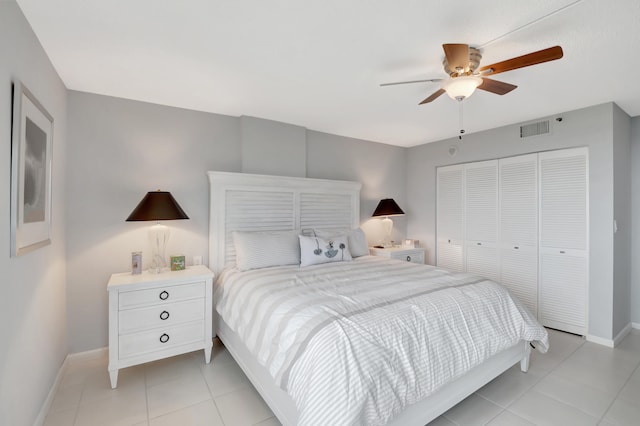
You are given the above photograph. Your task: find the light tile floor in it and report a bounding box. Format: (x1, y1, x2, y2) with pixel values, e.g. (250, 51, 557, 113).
(44, 328, 640, 426)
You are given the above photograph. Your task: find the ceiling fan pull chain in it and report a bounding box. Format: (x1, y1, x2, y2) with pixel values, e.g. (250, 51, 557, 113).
(459, 100, 465, 140)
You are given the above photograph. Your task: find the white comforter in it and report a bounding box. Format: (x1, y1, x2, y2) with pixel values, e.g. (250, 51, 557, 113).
(215, 256, 548, 426)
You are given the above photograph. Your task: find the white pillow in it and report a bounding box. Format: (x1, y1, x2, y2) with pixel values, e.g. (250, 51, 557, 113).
(299, 234, 352, 267)
(233, 230, 300, 271)
(315, 227, 369, 258)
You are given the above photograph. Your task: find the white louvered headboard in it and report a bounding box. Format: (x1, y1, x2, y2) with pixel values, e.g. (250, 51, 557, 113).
(208, 171, 362, 275)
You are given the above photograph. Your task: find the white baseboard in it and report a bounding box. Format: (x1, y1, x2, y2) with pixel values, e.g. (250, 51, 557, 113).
(33, 355, 70, 426)
(586, 323, 633, 348)
(35, 347, 108, 425)
(614, 323, 633, 346)
(633, 322, 640, 330)
(586, 334, 614, 348)
(67, 346, 108, 364)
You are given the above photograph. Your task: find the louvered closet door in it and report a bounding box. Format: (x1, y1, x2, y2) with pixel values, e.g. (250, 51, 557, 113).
(499, 154, 538, 316)
(538, 147, 588, 335)
(436, 165, 464, 272)
(465, 160, 499, 282)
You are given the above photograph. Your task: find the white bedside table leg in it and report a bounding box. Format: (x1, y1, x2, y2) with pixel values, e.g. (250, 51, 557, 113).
(109, 368, 118, 389)
(205, 343, 212, 364)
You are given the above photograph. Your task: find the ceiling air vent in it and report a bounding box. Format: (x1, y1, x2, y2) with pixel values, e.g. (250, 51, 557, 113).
(520, 120, 550, 138)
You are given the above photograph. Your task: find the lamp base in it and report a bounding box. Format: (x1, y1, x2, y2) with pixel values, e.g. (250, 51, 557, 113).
(381, 217, 393, 248)
(149, 223, 170, 273)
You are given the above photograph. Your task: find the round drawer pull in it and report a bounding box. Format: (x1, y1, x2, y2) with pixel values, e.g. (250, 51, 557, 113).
(159, 333, 170, 343)
(159, 290, 169, 300)
(406, 255, 412, 262)
(159, 310, 170, 320)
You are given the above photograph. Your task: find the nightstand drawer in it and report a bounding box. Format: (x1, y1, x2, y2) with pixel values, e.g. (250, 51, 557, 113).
(119, 321, 204, 359)
(119, 281, 204, 310)
(119, 298, 205, 334)
(390, 250, 424, 264)
(369, 247, 426, 264)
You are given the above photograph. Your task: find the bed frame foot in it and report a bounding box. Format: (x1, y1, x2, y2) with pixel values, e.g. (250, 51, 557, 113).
(520, 342, 532, 373)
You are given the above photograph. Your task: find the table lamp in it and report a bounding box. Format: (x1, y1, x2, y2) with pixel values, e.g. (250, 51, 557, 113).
(372, 198, 404, 248)
(126, 190, 189, 273)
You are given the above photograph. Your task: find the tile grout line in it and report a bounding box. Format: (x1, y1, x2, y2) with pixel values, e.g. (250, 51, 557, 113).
(481, 407, 507, 426)
(144, 366, 151, 425)
(445, 333, 587, 425)
(520, 337, 593, 421)
(596, 359, 640, 424)
(200, 356, 228, 426)
(70, 372, 88, 426)
(512, 335, 640, 424)
(483, 334, 587, 425)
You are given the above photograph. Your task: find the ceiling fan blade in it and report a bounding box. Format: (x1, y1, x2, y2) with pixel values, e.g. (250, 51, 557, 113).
(380, 78, 442, 87)
(477, 78, 518, 95)
(443, 44, 470, 73)
(479, 46, 563, 76)
(419, 88, 446, 105)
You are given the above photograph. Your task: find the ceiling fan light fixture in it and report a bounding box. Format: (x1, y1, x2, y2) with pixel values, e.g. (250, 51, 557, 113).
(443, 75, 482, 101)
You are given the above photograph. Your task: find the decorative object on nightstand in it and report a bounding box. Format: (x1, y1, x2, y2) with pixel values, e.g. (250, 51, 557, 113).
(369, 246, 425, 264)
(107, 264, 214, 388)
(371, 198, 405, 248)
(126, 190, 189, 273)
(170, 255, 185, 271)
(131, 251, 142, 275)
(403, 239, 419, 248)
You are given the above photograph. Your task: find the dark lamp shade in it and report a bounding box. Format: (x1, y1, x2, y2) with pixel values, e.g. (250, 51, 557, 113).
(126, 191, 189, 221)
(372, 198, 405, 217)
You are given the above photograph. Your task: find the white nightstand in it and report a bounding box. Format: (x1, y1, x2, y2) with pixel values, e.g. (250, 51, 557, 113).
(369, 246, 425, 264)
(107, 264, 214, 388)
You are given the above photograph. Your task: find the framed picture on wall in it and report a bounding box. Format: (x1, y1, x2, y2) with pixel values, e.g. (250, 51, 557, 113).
(10, 80, 54, 257)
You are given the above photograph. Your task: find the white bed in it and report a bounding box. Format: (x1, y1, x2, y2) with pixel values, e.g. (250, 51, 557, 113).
(207, 171, 546, 426)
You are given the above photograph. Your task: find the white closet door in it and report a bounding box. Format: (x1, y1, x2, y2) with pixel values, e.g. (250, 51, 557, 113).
(465, 160, 499, 281)
(538, 147, 588, 335)
(539, 250, 588, 334)
(436, 165, 464, 272)
(499, 154, 538, 316)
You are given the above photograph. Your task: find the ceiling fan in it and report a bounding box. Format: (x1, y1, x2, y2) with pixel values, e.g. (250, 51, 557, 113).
(381, 44, 563, 105)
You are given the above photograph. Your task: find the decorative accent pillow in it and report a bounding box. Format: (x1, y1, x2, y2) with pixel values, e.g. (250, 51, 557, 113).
(299, 234, 352, 267)
(315, 227, 369, 258)
(233, 230, 300, 271)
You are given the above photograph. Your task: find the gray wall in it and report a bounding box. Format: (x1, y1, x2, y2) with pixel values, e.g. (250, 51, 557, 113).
(631, 117, 640, 326)
(66, 91, 240, 352)
(306, 130, 407, 245)
(65, 92, 406, 352)
(241, 116, 307, 177)
(612, 104, 632, 335)
(406, 103, 626, 341)
(0, 3, 68, 425)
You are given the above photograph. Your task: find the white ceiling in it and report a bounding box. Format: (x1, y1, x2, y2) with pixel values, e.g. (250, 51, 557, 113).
(15, 0, 640, 147)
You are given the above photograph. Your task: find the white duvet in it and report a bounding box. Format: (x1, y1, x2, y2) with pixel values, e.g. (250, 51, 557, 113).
(215, 256, 548, 426)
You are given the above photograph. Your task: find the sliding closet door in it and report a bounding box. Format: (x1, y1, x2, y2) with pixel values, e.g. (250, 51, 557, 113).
(436, 165, 464, 272)
(499, 154, 538, 316)
(538, 147, 588, 335)
(465, 160, 499, 282)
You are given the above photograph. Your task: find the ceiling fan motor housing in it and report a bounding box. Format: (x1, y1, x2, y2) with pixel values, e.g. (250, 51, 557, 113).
(443, 47, 482, 76)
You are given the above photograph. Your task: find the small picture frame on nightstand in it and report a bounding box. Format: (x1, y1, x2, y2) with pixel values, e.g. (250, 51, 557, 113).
(403, 239, 419, 248)
(170, 255, 185, 271)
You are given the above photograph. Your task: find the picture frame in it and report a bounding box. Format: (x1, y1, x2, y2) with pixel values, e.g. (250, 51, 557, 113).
(403, 239, 419, 248)
(10, 81, 54, 257)
(170, 255, 186, 271)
